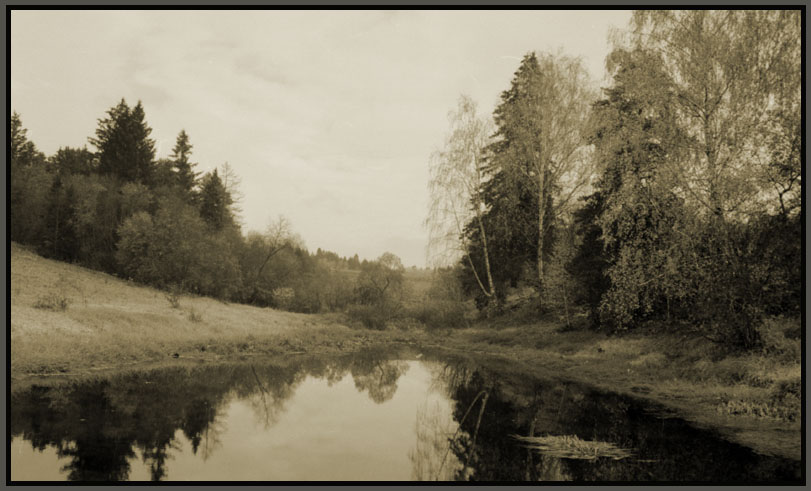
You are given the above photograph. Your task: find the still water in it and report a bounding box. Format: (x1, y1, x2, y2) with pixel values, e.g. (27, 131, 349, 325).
(10, 349, 801, 482)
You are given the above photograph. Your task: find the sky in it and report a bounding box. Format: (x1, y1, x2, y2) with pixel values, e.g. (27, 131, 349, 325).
(11, 10, 632, 267)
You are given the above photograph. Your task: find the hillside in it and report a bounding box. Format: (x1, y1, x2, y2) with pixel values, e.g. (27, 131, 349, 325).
(10, 242, 414, 379)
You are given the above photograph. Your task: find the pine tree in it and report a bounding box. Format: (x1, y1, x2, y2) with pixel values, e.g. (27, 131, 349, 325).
(11, 111, 46, 168)
(478, 52, 592, 295)
(170, 130, 199, 195)
(198, 169, 232, 231)
(89, 99, 156, 184)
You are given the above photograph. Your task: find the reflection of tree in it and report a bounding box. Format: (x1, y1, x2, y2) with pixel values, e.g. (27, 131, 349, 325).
(246, 365, 300, 429)
(409, 401, 462, 481)
(10, 356, 406, 481)
(11, 368, 235, 481)
(429, 356, 801, 482)
(180, 398, 215, 456)
(58, 436, 134, 481)
(350, 357, 409, 404)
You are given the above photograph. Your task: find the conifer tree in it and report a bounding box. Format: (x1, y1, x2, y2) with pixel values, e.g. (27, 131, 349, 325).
(170, 130, 199, 195)
(89, 99, 156, 184)
(198, 169, 232, 230)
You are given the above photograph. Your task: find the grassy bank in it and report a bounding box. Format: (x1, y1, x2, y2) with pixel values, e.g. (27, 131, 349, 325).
(424, 313, 801, 460)
(10, 242, 422, 378)
(10, 243, 801, 460)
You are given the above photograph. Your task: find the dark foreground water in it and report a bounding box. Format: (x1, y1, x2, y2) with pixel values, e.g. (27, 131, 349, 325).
(10, 349, 801, 482)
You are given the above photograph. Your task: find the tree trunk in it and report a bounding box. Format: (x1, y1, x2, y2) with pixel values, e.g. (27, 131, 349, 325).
(562, 285, 571, 329)
(537, 171, 546, 292)
(476, 211, 496, 299)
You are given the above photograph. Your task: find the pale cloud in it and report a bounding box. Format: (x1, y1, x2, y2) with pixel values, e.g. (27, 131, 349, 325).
(11, 9, 632, 267)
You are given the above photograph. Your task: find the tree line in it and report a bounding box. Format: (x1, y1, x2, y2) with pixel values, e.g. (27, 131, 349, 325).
(427, 10, 801, 348)
(10, 99, 405, 316)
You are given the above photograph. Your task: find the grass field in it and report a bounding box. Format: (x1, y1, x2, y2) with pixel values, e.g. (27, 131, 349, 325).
(10, 242, 421, 378)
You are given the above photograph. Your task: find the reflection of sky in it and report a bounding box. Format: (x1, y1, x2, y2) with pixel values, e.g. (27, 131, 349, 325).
(11, 438, 70, 481)
(11, 360, 459, 482)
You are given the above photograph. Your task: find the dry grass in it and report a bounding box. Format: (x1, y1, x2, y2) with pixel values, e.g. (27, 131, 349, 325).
(514, 434, 634, 461)
(10, 243, 403, 378)
(439, 316, 801, 459)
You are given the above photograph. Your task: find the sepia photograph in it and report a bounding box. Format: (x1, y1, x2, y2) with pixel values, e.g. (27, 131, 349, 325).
(8, 8, 804, 483)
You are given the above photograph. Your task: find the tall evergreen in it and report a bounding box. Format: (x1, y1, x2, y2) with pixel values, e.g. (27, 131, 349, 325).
(170, 130, 199, 195)
(89, 99, 156, 184)
(198, 169, 232, 231)
(10, 111, 46, 168)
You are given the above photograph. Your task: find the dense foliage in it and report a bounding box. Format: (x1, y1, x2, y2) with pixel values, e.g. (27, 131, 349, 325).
(448, 10, 800, 349)
(10, 100, 405, 323)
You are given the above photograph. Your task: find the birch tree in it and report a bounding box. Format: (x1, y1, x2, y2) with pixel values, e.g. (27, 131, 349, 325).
(426, 95, 496, 300)
(627, 10, 801, 221)
(487, 52, 594, 292)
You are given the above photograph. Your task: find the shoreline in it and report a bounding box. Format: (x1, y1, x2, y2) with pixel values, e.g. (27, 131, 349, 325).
(10, 243, 801, 461)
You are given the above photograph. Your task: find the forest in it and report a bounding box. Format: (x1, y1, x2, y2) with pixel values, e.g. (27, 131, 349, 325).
(10, 10, 801, 351)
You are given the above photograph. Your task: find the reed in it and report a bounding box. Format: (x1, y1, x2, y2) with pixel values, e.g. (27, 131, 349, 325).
(513, 434, 633, 461)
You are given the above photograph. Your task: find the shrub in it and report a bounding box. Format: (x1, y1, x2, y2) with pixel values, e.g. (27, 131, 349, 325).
(187, 307, 202, 323)
(757, 317, 801, 362)
(410, 299, 467, 329)
(165, 285, 182, 309)
(347, 297, 403, 330)
(33, 293, 69, 311)
(347, 304, 390, 330)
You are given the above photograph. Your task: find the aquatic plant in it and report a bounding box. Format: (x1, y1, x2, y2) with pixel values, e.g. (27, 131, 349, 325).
(513, 434, 633, 461)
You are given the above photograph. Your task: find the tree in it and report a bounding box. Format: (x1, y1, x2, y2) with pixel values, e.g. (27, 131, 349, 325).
(68, 174, 123, 271)
(11, 111, 46, 168)
(586, 47, 690, 331)
(601, 10, 803, 347)
(197, 169, 233, 231)
(355, 252, 405, 306)
(484, 52, 594, 293)
(170, 130, 199, 195)
(89, 99, 156, 184)
(241, 215, 295, 304)
(10, 112, 50, 243)
(41, 175, 79, 261)
(426, 95, 497, 302)
(627, 10, 801, 221)
(219, 162, 244, 225)
(11, 111, 28, 165)
(116, 196, 242, 299)
(49, 146, 96, 176)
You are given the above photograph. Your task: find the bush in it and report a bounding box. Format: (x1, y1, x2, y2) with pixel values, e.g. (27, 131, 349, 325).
(187, 307, 202, 323)
(757, 317, 801, 362)
(347, 304, 392, 330)
(116, 197, 242, 300)
(409, 299, 468, 329)
(33, 293, 69, 311)
(165, 285, 182, 308)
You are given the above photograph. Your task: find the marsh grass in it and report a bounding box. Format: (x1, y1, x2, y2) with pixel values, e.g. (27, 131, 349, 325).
(514, 434, 634, 461)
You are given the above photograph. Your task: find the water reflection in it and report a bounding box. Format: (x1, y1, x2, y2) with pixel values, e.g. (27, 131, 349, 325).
(10, 349, 801, 482)
(12, 349, 422, 482)
(431, 355, 801, 482)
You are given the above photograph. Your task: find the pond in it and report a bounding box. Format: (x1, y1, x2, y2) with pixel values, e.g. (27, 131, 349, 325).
(10, 348, 801, 482)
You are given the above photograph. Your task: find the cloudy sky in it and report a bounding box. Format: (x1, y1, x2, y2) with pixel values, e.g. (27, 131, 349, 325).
(11, 10, 631, 267)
